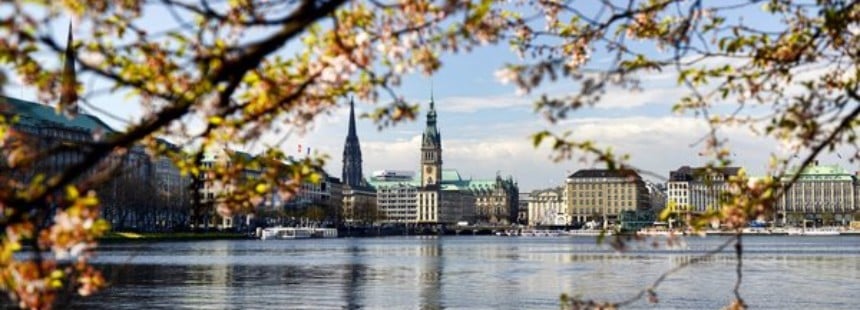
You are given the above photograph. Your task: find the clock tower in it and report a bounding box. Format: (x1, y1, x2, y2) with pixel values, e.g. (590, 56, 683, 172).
(420, 95, 442, 187)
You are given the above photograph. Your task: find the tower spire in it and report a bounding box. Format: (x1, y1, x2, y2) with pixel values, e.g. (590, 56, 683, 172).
(348, 96, 357, 137)
(342, 96, 364, 187)
(420, 82, 442, 188)
(60, 21, 78, 116)
(430, 78, 434, 110)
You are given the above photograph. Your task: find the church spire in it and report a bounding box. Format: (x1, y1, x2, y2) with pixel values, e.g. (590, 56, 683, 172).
(60, 21, 78, 116)
(347, 96, 357, 138)
(342, 97, 364, 187)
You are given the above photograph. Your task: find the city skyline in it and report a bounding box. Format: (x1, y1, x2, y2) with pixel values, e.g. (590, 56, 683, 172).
(13, 67, 856, 192)
(7, 7, 857, 192)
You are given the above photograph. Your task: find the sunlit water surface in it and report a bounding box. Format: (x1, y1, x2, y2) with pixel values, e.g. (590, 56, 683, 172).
(64, 236, 860, 309)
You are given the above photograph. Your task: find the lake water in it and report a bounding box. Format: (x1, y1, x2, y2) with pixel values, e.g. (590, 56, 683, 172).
(66, 236, 860, 309)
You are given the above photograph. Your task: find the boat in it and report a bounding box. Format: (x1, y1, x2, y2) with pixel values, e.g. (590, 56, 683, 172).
(741, 228, 770, 235)
(260, 227, 338, 240)
(517, 229, 564, 237)
(786, 227, 840, 236)
(561, 229, 614, 237)
(637, 228, 679, 236)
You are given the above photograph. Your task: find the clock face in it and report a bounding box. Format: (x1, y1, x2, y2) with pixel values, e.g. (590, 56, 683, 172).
(426, 166, 432, 173)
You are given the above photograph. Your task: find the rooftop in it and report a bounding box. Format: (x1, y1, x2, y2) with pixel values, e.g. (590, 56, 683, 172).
(567, 169, 643, 180)
(669, 166, 741, 182)
(783, 164, 855, 182)
(0, 96, 115, 134)
(368, 168, 517, 192)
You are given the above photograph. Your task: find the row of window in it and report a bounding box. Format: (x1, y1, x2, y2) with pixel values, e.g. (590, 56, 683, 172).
(571, 199, 636, 207)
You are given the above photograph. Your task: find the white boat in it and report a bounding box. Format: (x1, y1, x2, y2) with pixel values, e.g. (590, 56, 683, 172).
(517, 229, 561, 237)
(787, 227, 840, 236)
(637, 229, 678, 236)
(260, 227, 337, 240)
(561, 230, 614, 237)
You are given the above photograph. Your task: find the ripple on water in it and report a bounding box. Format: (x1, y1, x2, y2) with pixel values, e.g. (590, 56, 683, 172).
(68, 236, 860, 309)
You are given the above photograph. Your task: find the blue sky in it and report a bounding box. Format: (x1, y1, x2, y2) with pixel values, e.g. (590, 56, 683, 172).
(6, 1, 856, 191)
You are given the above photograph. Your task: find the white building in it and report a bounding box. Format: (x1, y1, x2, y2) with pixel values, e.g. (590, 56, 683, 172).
(527, 187, 568, 226)
(667, 166, 739, 214)
(199, 147, 262, 230)
(778, 163, 857, 226)
(370, 177, 420, 223)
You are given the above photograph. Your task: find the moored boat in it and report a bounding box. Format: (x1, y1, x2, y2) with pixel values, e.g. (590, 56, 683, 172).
(260, 227, 338, 240)
(786, 227, 840, 236)
(560, 229, 613, 237)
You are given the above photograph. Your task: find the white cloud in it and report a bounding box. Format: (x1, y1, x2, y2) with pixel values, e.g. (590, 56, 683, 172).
(437, 94, 531, 113)
(363, 135, 422, 173)
(595, 87, 683, 109)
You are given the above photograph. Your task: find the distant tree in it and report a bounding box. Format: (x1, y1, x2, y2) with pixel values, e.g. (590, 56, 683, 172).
(1, 0, 859, 309)
(821, 211, 836, 226)
(305, 205, 326, 223)
(787, 212, 805, 227)
(353, 201, 382, 226)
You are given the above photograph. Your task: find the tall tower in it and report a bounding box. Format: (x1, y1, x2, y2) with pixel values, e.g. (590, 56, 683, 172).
(60, 22, 78, 116)
(420, 94, 442, 187)
(342, 98, 364, 187)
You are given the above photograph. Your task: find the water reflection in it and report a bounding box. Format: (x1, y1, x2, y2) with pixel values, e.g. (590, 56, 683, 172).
(343, 243, 365, 309)
(66, 236, 860, 309)
(418, 238, 442, 310)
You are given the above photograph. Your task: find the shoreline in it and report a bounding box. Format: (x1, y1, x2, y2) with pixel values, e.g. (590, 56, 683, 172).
(99, 231, 250, 243)
(95, 228, 860, 243)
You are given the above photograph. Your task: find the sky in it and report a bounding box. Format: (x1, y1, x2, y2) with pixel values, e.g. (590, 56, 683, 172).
(5, 1, 857, 192)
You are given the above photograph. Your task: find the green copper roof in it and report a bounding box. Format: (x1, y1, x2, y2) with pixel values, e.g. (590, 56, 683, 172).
(783, 164, 855, 182)
(0, 96, 115, 133)
(441, 169, 463, 182)
(367, 168, 518, 193)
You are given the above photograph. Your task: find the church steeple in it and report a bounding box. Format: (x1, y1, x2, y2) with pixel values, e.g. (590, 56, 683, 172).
(342, 97, 364, 187)
(60, 21, 78, 116)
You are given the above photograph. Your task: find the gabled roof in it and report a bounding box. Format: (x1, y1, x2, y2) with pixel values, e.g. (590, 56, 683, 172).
(0, 96, 115, 134)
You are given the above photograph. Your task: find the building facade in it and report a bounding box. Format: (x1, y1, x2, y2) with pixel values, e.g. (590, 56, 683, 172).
(468, 175, 519, 224)
(416, 97, 474, 225)
(527, 187, 568, 226)
(151, 140, 193, 230)
(1, 96, 188, 232)
(566, 169, 649, 225)
(373, 181, 419, 223)
(667, 166, 740, 215)
(198, 148, 263, 230)
(778, 164, 857, 226)
(340, 98, 377, 224)
(517, 192, 531, 225)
